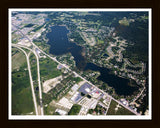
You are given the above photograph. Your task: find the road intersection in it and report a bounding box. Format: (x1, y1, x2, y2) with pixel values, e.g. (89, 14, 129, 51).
(12, 45, 39, 115)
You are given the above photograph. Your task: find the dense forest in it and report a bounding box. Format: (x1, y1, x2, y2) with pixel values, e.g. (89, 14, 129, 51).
(115, 20, 148, 63)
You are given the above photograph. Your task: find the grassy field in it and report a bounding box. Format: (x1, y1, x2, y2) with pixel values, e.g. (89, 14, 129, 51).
(107, 100, 135, 115)
(44, 104, 57, 115)
(29, 52, 40, 105)
(29, 53, 38, 82)
(12, 50, 34, 115)
(12, 48, 26, 71)
(39, 57, 62, 82)
(68, 104, 81, 115)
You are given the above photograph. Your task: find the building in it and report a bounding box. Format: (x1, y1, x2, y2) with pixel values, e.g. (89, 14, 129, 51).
(55, 109, 67, 115)
(57, 64, 64, 70)
(71, 92, 83, 103)
(79, 82, 92, 95)
(35, 48, 41, 56)
(71, 84, 79, 92)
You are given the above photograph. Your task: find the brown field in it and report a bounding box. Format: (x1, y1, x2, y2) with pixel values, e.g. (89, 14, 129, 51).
(12, 48, 26, 71)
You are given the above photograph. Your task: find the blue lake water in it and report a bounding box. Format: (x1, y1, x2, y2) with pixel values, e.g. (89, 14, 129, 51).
(46, 26, 138, 96)
(84, 63, 138, 95)
(46, 26, 86, 68)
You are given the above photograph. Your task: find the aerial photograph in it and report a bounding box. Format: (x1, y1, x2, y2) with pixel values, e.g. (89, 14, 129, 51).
(9, 9, 151, 119)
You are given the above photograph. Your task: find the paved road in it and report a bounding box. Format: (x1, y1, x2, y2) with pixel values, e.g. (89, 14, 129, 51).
(105, 98, 112, 115)
(12, 45, 38, 115)
(132, 87, 145, 103)
(12, 44, 44, 115)
(33, 49, 44, 115)
(12, 24, 140, 116)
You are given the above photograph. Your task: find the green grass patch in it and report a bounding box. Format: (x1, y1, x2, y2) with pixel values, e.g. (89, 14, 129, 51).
(68, 104, 81, 115)
(33, 41, 50, 54)
(44, 105, 56, 115)
(107, 100, 135, 115)
(97, 37, 104, 44)
(71, 77, 83, 84)
(39, 57, 62, 81)
(29, 53, 38, 82)
(12, 61, 34, 115)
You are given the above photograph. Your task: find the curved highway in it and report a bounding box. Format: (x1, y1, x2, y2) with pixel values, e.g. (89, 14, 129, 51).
(12, 45, 38, 115)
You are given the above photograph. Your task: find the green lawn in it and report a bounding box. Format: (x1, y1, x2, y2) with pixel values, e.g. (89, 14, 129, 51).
(12, 52, 34, 115)
(107, 100, 135, 115)
(68, 104, 81, 115)
(44, 104, 56, 115)
(39, 57, 62, 81)
(69, 76, 83, 84)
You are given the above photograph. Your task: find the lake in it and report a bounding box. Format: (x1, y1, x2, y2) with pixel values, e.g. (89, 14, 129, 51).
(46, 26, 138, 96)
(46, 26, 86, 69)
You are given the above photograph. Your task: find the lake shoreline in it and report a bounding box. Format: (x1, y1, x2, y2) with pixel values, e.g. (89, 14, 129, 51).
(46, 25, 139, 96)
